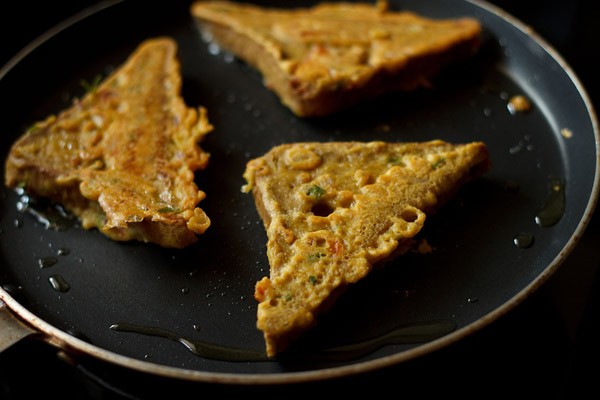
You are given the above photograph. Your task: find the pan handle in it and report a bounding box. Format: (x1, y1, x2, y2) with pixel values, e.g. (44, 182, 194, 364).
(0, 299, 38, 352)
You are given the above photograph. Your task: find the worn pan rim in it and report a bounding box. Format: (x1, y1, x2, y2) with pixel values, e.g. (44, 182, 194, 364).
(0, 0, 598, 385)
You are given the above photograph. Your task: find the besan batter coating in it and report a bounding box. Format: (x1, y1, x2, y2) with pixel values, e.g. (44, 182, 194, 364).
(5, 38, 212, 248)
(191, 0, 482, 117)
(243, 140, 490, 357)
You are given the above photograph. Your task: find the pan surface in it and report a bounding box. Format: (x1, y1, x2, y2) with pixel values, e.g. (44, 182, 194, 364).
(0, 0, 597, 383)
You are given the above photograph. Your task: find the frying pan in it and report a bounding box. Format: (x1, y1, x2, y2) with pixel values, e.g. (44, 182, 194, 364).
(0, 0, 597, 386)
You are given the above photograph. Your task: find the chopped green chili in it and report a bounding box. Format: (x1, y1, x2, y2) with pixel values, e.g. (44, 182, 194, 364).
(431, 158, 446, 169)
(306, 185, 326, 200)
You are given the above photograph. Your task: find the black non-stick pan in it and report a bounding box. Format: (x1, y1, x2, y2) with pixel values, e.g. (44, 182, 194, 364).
(0, 0, 598, 385)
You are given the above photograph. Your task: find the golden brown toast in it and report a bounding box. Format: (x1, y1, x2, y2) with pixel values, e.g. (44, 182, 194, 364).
(4, 37, 213, 248)
(242, 140, 490, 356)
(191, 1, 482, 117)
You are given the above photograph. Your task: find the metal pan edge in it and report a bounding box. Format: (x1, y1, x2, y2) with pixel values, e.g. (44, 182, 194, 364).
(0, 0, 598, 385)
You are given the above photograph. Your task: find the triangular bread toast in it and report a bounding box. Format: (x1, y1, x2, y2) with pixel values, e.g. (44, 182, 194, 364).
(191, 1, 482, 117)
(4, 37, 213, 248)
(242, 140, 490, 356)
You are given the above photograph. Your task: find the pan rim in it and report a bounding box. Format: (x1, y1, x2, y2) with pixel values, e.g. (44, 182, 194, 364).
(1, 0, 598, 385)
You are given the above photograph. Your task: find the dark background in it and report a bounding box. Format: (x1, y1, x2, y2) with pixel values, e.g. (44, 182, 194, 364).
(0, 0, 598, 398)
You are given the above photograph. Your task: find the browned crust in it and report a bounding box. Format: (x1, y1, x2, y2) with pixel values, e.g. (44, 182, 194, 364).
(192, 1, 482, 117)
(244, 140, 490, 356)
(4, 37, 212, 249)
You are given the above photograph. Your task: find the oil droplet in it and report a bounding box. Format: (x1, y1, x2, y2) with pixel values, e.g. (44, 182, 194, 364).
(200, 30, 213, 43)
(15, 190, 77, 230)
(514, 232, 534, 248)
(509, 135, 533, 155)
(110, 323, 268, 362)
(49, 274, 70, 293)
(38, 257, 58, 269)
(509, 140, 526, 154)
(535, 177, 565, 227)
(296, 320, 456, 362)
(208, 42, 220, 55)
(56, 248, 71, 256)
(110, 319, 455, 363)
(2, 284, 23, 297)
